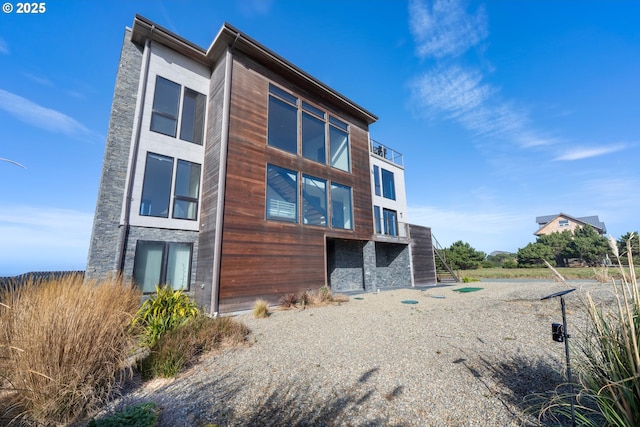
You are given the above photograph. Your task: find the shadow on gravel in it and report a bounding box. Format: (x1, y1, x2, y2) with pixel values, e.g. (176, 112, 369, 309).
(103, 365, 406, 426)
(480, 355, 571, 426)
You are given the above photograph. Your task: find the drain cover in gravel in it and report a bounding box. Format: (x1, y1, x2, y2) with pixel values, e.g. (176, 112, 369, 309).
(401, 300, 419, 304)
(453, 287, 484, 293)
(430, 295, 446, 299)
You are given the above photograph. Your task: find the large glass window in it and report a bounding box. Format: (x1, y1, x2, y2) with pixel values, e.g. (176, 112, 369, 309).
(383, 208, 398, 236)
(179, 88, 206, 145)
(266, 164, 298, 222)
(150, 76, 206, 145)
(150, 77, 181, 137)
(140, 153, 173, 218)
(268, 86, 298, 154)
(374, 205, 382, 234)
(381, 168, 396, 200)
(302, 175, 327, 226)
(373, 165, 381, 196)
(331, 183, 353, 229)
(329, 117, 350, 172)
(173, 160, 201, 220)
(133, 241, 192, 293)
(302, 112, 326, 163)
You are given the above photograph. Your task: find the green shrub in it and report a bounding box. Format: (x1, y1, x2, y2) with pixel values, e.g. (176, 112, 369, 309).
(88, 402, 159, 427)
(133, 285, 199, 347)
(139, 315, 249, 379)
(502, 260, 518, 269)
(0, 274, 141, 425)
(462, 276, 480, 283)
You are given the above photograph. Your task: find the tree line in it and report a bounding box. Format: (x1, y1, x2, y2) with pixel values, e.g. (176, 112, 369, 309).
(440, 227, 639, 270)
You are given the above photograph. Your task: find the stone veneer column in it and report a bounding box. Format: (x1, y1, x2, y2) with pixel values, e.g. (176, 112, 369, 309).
(85, 29, 143, 279)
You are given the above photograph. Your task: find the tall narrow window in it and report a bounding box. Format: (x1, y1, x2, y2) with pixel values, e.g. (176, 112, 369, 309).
(173, 160, 201, 220)
(302, 175, 327, 226)
(381, 168, 396, 200)
(133, 241, 192, 293)
(383, 209, 398, 236)
(331, 183, 353, 229)
(179, 88, 206, 145)
(302, 101, 326, 163)
(373, 165, 381, 196)
(150, 77, 180, 137)
(266, 164, 298, 222)
(329, 117, 350, 172)
(374, 205, 382, 234)
(140, 153, 174, 218)
(268, 85, 298, 154)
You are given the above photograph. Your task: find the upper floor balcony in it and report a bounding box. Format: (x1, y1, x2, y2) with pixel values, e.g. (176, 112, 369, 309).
(370, 139, 404, 168)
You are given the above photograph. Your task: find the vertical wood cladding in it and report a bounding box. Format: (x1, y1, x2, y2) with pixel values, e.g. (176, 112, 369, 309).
(408, 224, 437, 285)
(218, 53, 374, 312)
(193, 54, 227, 309)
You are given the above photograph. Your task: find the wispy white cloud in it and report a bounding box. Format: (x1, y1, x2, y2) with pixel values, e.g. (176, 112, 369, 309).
(0, 37, 8, 54)
(23, 73, 54, 87)
(554, 144, 627, 161)
(0, 206, 93, 275)
(0, 89, 102, 143)
(409, 0, 488, 59)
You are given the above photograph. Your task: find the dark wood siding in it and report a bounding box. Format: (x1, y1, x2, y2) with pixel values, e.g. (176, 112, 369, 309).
(218, 52, 374, 312)
(194, 54, 227, 310)
(409, 224, 437, 285)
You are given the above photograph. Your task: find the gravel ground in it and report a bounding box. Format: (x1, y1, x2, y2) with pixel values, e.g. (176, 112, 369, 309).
(97, 281, 616, 426)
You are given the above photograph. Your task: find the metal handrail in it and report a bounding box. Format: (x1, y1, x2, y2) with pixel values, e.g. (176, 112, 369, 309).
(370, 139, 404, 167)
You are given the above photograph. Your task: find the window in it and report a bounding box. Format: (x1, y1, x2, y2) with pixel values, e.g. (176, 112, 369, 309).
(383, 209, 398, 236)
(267, 84, 351, 171)
(559, 219, 569, 227)
(173, 160, 201, 220)
(179, 88, 206, 145)
(133, 241, 192, 293)
(268, 85, 298, 154)
(374, 205, 382, 234)
(331, 183, 353, 229)
(140, 153, 174, 218)
(140, 153, 201, 220)
(266, 164, 298, 222)
(373, 165, 381, 196)
(150, 76, 206, 145)
(302, 175, 327, 226)
(302, 102, 326, 163)
(150, 77, 180, 137)
(329, 117, 350, 172)
(381, 168, 396, 200)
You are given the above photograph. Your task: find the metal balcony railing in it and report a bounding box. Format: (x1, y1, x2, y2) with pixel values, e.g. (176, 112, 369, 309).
(370, 139, 404, 168)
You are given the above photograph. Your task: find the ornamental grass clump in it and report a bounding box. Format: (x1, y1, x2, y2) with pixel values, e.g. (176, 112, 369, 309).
(252, 299, 270, 318)
(0, 274, 141, 426)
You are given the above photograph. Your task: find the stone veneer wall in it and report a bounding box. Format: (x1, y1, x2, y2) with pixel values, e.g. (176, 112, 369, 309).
(85, 29, 143, 279)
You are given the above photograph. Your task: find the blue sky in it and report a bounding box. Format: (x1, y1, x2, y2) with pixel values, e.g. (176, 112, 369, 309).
(1, 0, 638, 275)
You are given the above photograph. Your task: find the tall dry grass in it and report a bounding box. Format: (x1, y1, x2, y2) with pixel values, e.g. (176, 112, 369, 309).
(0, 274, 141, 425)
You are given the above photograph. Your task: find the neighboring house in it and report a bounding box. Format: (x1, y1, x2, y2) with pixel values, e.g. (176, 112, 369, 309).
(86, 15, 437, 314)
(535, 213, 607, 236)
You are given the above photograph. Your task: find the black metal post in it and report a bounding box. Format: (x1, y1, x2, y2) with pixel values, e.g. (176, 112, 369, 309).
(561, 296, 576, 427)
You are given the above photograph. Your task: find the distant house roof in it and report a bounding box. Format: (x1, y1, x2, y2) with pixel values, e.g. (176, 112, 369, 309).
(535, 213, 607, 234)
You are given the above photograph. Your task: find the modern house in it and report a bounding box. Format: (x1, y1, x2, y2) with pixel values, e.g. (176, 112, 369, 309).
(535, 213, 607, 237)
(86, 15, 437, 313)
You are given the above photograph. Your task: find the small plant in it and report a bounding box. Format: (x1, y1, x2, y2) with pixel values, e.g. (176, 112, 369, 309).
(253, 299, 270, 318)
(297, 291, 310, 307)
(462, 276, 480, 283)
(88, 402, 159, 427)
(309, 286, 333, 305)
(133, 285, 200, 347)
(139, 315, 249, 379)
(278, 293, 297, 309)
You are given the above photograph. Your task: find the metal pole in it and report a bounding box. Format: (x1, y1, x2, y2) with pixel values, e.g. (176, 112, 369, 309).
(561, 296, 576, 427)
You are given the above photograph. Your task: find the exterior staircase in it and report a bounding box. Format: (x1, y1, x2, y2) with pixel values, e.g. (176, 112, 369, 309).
(432, 235, 460, 283)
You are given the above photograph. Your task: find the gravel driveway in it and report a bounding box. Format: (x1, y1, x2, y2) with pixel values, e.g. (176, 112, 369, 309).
(100, 280, 613, 426)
